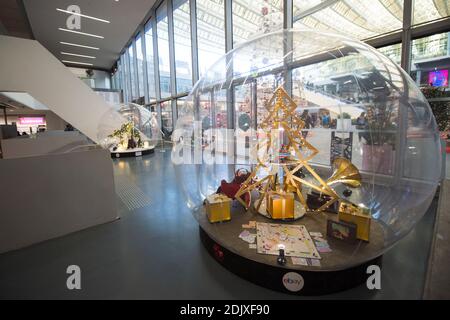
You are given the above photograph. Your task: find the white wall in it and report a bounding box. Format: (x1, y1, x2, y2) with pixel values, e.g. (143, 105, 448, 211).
(1, 132, 89, 159)
(0, 148, 118, 253)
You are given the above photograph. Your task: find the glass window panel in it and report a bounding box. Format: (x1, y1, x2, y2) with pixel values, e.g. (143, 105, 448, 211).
(198, 90, 227, 130)
(256, 75, 280, 129)
(293, 0, 328, 17)
(290, 49, 403, 169)
(378, 43, 402, 65)
(128, 44, 138, 100)
(232, 0, 283, 46)
(121, 56, 128, 101)
(413, 0, 450, 25)
(120, 56, 125, 101)
(145, 21, 157, 102)
(173, 0, 193, 93)
(197, 0, 226, 77)
(176, 97, 186, 121)
(214, 90, 227, 129)
(199, 92, 212, 131)
(234, 83, 254, 131)
(157, 3, 171, 98)
(294, 0, 404, 40)
(411, 32, 450, 87)
(160, 101, 173, 139)
(122, 53, 130, 102)
(136, 34, 145, 99)
(117, 60, 121, 87)
(111, 73, 116, 90)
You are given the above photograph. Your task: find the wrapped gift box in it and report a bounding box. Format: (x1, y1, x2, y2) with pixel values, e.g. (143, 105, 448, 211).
(306, 190, 338, 213)
(266, 191, 294, 220)
(338, 202, 371, 241)
(205, 194, 232, 223)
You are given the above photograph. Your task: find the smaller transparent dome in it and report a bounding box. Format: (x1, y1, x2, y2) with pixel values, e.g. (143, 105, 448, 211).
(98, 103, 161, 151)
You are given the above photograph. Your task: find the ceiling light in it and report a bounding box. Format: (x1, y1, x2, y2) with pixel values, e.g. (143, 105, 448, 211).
(60, 41, 99, 50)
(56, 8, 110, 23)
(58, 28, 104, 39)
(61, 52, 96, 59)
(61, 60, 94, 66)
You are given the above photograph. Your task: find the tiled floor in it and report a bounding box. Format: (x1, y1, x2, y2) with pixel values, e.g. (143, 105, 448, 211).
(424, 179, 450, 299)
(0, 146, 439, 299)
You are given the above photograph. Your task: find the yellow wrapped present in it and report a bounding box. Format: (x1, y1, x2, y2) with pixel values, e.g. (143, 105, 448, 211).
(205, 194, 232, 223)
(338, 202, 371, 241)
(267, 191, 294, 220)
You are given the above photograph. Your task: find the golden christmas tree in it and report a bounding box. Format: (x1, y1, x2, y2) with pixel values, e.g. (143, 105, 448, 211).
(235, 86, 341, 215)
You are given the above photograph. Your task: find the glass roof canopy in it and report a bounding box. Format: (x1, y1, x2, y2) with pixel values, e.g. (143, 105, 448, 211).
(295, 0, 403, 40)
(295, 0, 450, 41)
(165, 0, 450, 63)
(190, 0, 450, 48)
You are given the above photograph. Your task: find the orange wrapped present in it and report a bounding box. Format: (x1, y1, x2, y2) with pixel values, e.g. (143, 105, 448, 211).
(266, 191, 294, 220)
(205, 194, 232, 223)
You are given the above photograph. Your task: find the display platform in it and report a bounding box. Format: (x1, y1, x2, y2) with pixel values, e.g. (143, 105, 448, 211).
(194, 205, 384, 295)
(110, 146, 155, 158)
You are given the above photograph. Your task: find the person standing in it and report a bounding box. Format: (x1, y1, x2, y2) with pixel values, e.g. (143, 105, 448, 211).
(356, 112, 367, 142)
(300, 110, 313, 138)
(321, 112, 330, 128)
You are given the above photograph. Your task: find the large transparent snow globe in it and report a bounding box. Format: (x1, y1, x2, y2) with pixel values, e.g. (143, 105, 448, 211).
(98, 103, 161, 152)
(172, 29, 441, 271)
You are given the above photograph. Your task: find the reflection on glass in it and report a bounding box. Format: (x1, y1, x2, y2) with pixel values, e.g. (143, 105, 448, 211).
(112, 69, 120, 90)
(411, 32, 450, 87)
(199, 91, 212, 131)
(157, 3, 171, 98)
(175, 97, 188, 129)
(234, 83, 254, 133)
(176, 97, 186, 121)
(215, 90, 227, 129)
(145, 22, 157, 102)
(128, 44, 138, 101)
(173, 0, 193, 93)
(197, 0, 226, 77)
(198, 90, 228, 131)
(294, 0, 404, 40)
(413, 0, 450, 25)
(412, 32, 449, 61)
(160, 101, 173, 140)
(378, 43, 402, 65)
(290, 46, 403, 169)
(256, 75, 279, 128)
(136, 34, 145, 99)
(293, 0, 327, 17)
(232, 0, 283, 45)
(117, 59, 123, 94)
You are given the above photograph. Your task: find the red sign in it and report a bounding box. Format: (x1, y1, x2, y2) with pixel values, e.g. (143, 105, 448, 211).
(18, 117, 46, 125)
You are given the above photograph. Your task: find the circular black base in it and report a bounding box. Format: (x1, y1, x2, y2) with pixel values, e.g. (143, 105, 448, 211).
(110, 147, 154, 158)
(200, 226, 382, 296)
